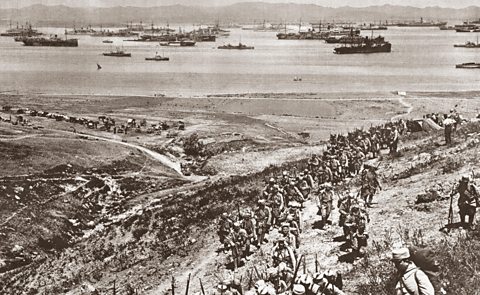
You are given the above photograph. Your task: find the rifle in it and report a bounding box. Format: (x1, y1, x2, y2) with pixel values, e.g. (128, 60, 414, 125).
(290, 254, 304, 291)
(448, 185, 456, 225)
(199, 279, 206, 295)
(185, 273, 191, 295)
(315, 253, 318, 273)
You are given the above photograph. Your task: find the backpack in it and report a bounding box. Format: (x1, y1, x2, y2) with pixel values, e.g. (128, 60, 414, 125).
(408, 246, 442, 293)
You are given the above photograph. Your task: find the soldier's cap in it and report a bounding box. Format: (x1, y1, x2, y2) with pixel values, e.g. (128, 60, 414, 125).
(324, 270, 336, 278)
(348, 192, 356, 198)
(239, 229, 248, 236)
(289, 181, 296, 186)
(254, 280, 266, 289)
(461, 174, 471, 182)
(222, 279, 232, 286)
(217, 283, 228, 291)
(258, 199, 266, 205)
(289, 201, 301, 208)
(281, 222, 290, 228)
(269, 177, 275, 183)
(277, 236, 286, 243)
(222, 212, 229, 218)
(391, 247, 410, 261)
(298, 273, 313, 286)
(233, 221, 241, 227)
(283, 171, 289, 176)
(312, 272, 323, 283)
(292, 284, 306, 295)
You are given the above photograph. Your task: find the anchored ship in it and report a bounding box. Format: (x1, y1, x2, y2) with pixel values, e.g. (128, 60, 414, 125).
(334, 35, 391, 54)
(218, 42, 254, 50)
(22, 35, 78, 47)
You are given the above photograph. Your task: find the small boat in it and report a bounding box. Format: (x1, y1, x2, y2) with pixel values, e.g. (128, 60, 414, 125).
(102, 40, 113, 43)
(103, 48, 131, 57)
(456, 62, 480, 69)
(454, 37, 480, 48)
(145, 52, 169, 61)
(218, 42, 254, 50)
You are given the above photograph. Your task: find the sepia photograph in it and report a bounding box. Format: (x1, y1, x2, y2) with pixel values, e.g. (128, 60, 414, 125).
(1, 0, 480, 294)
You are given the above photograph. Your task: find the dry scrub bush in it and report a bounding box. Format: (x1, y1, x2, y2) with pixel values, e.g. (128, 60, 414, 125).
(354, 226, 480, 294)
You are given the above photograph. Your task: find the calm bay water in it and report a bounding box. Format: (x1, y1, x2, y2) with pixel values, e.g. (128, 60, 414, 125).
(0, 26, 479, 96)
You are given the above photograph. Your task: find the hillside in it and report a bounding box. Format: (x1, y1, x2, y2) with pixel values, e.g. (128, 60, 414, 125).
(1, 3, 480, 26)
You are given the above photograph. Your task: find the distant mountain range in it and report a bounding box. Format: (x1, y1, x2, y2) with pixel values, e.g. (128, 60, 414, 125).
(1, 3, 479, 26)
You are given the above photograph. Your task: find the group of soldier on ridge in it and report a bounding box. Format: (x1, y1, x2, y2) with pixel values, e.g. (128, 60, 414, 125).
(214, 109, 479, 295)
(214, 120, 409, 295)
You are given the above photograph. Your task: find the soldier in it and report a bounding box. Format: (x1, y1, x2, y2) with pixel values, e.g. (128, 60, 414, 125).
(343, 205, 369, 257)
(280, 222, 297, 249)
(392, 248, 434, 295)
(317, 183, 335, 228)
(304, 168, 315, 189)
(443, 115, 455, 145)
(451, 175, 480, 229)
(317, 161, 333, 185)
(360, 164, 381, 207)
(264, 178, 277, 196)
(311, 271, 346, 295)
(329, 156, 341, 184)
(255, 200, 271, 245)
(370, 131, 381, 158)
(242, 210, 258, 246)
(339, 149, 349, 179)
(285, 181, 305, 206)
(286, 214, 301, 247)
(389, 126, 400, 155)
(266, 267, 288, 294)
(308, 154, 320, 172)
(271, 237, 296, 269)
(218, 213, 234, 247)
(338, 192, 354, 239)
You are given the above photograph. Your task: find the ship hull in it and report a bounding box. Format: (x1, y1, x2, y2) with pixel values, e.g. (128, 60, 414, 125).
(22, 38, 78, 47)
(334, 43, 391, 54)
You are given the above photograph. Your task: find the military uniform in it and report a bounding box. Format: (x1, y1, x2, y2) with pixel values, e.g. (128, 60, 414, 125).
(452, 176, 479, 227)
(317, 184, 335, 228)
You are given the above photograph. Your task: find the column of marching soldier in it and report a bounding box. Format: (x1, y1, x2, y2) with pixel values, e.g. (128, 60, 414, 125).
(214, 121, 409, 295)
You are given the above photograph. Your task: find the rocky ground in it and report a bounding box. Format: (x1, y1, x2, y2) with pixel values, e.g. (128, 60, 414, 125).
(1, 91, 479, 294)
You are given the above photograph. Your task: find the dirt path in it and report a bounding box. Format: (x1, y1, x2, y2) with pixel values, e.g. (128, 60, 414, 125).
(392, 95, 414, 121)
(48, 128, 184, 176)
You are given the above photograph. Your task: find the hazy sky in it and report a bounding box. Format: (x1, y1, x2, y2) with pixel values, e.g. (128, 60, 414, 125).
(1, 0, 478, 9)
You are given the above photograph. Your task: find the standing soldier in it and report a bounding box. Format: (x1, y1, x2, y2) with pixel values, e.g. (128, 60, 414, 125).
(389, 126, 400, 155)
(271, 237, 296, 269)
(451, 175, 480, 229)
(360, 164, 381, 207)
(317, 183, 335, 228)
(370, 131, 381, 158)
(241, 210, 258, 246)
(218, 213, 233, 248)
(443, 115, 455, 145)
(338, 192, 354, 239)
(255, 200, 271, 245)
(280, 222, 297, 249)
(317, 162, 333, 185)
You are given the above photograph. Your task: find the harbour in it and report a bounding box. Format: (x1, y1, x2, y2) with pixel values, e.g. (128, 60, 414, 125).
(0, 25, 479, 96)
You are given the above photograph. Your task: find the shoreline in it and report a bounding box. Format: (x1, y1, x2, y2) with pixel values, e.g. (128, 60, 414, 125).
(2, 89, 480, 101)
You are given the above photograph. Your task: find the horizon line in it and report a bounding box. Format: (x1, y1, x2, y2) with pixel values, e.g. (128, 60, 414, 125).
(2, 2, 480, 10)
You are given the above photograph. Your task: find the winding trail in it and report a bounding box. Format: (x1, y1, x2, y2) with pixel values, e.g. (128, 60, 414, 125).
(51, 129, 183, 176)
(391, 95, 414, 121)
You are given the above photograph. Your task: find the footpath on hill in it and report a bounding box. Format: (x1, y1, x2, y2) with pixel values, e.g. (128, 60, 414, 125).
(149, 120, 480, 295)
